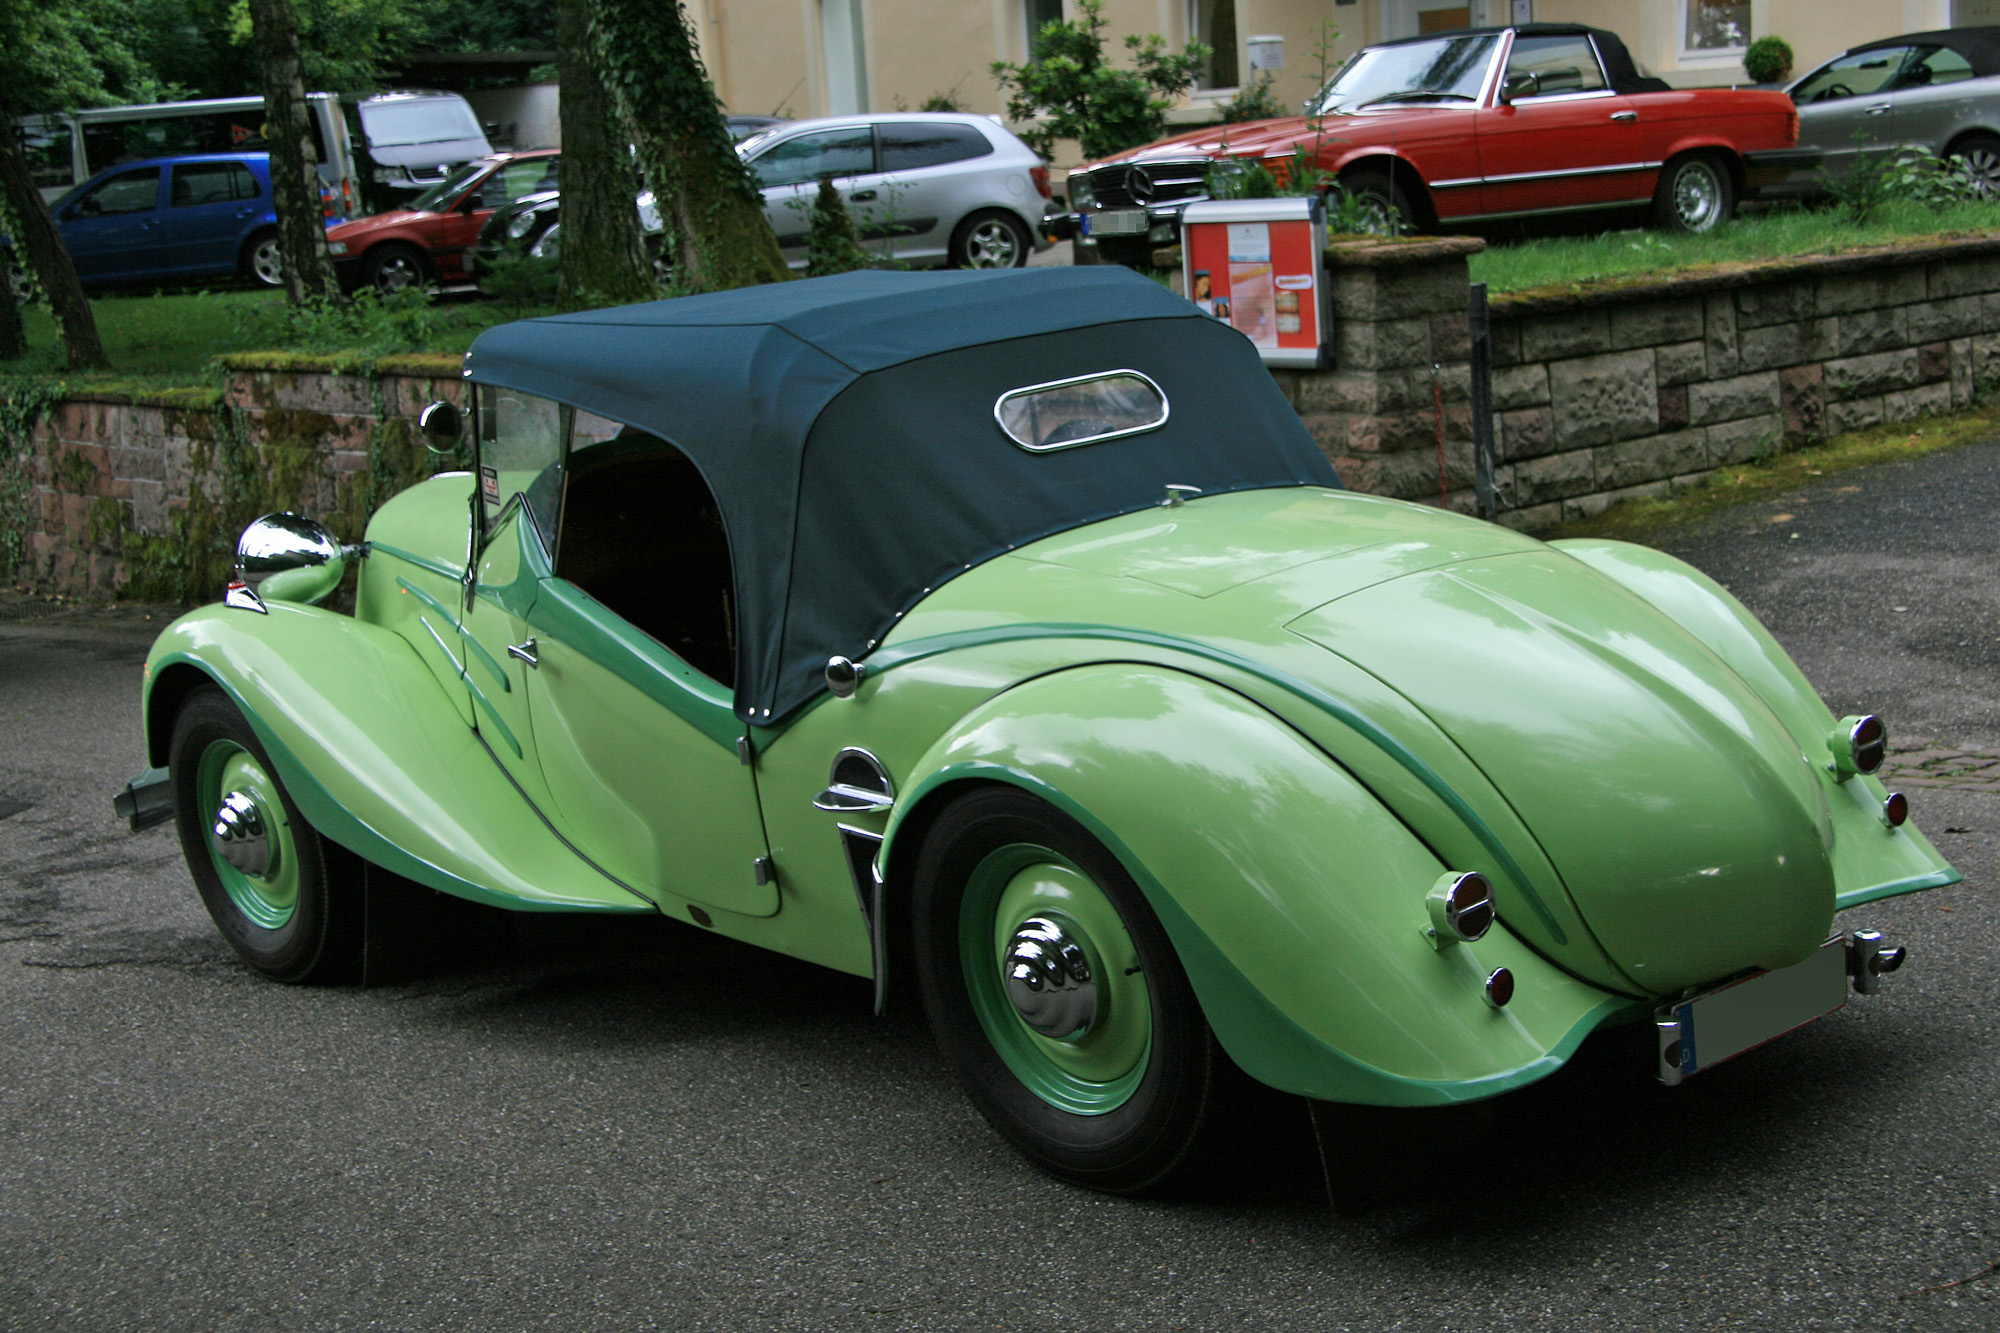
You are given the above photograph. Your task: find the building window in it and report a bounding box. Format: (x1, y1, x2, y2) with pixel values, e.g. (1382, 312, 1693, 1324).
(1189, 0, 1238, 90)
(1683, 0, 1748, 53)
(1024, 0, 1063, 57)
(821, 0, 868, 115)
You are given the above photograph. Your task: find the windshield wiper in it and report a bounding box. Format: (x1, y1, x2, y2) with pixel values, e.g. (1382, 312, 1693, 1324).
(1356, 91, 1478, 108)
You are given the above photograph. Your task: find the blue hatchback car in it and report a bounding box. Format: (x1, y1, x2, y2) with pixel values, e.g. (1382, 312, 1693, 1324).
(49, 153, 290, 290)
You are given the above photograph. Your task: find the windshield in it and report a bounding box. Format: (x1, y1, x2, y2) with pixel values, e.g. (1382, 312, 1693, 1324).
(1313, 34, 1500, 113)
(359, 98, 484, 148)
(408, 158, 492, 213)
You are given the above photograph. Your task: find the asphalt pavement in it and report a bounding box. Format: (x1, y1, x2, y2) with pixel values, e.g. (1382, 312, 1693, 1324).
(2, 441, 1996, 1332)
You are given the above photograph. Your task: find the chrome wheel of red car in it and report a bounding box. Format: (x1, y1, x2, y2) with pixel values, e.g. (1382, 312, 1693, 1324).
(1656, 154, 1734, 234)
(1333, 174, 1418, 237)
(362, 243, 431, 294)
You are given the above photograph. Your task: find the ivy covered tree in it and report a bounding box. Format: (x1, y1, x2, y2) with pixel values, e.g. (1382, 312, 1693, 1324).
(554, 0, 653, 307)
(247, 0, 342, 307)
(591, 0, 790, 293)
(992, 0, 1208, 162)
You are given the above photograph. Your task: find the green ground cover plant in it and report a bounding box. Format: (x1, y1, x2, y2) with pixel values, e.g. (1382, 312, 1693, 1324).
(1471, 200, 2000, 296)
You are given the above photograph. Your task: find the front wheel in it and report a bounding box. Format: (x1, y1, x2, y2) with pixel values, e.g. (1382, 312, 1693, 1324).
(950, 210, 1031, 269)
(1654, 154, 1735, 233)
(1333, 172, 1419, 237)
(361, 242, 431, 295)
(912, 786, 1231, 1194)
(169, 686, 361, 983)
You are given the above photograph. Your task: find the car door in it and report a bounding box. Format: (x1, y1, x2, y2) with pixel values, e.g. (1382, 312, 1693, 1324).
(1475, 32, 1645, 217)
(59, 166, 166, 282)
(1888, 44, 1982, 157)
(163, 160, 263, 276)
(744, 125, 882, 263)
(516, 408, 778, 917)
(1791, 46, 1917, 178)
(872, 121, 997, 264)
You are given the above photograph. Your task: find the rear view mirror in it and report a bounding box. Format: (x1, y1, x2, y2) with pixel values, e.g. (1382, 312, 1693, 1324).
(419, 400, 463, 454)
(1502, 71, 1540, 102)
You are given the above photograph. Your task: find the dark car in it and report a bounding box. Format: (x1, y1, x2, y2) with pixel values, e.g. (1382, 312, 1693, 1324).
(43, 152, 286, 289)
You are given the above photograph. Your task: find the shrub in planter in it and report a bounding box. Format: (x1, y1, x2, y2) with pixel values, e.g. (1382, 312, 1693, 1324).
(1745, 36, 1793, 85)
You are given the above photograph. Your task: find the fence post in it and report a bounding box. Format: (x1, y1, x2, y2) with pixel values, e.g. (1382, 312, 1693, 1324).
(1469, 280, 1497, 521)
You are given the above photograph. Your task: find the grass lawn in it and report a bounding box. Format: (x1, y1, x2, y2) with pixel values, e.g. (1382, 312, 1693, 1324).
(3, 285, 557, 392)
(1469, 199, 2000, 296)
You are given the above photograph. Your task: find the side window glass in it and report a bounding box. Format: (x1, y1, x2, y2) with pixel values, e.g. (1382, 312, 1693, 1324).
(475, 384, 564, 549)
(171, 162, 259, 207)
(1906, 47, 1975, 89)
(748, 129, 876, 188)
(76, 168, 160, 216)
(1793, 48, 1913, 103)
(1504, 35, 1607, 99)
(878, 123, 993, 170)
(557, 410, 737, 684)
(495, 158, 559, 203)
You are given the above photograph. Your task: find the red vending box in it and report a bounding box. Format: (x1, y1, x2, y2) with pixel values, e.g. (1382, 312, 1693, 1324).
(1179, 197, 1328, 370)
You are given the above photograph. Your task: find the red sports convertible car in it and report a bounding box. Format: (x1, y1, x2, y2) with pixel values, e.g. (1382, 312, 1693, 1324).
(325, 149, 560, 293)
(1069, 24, 1815, 263)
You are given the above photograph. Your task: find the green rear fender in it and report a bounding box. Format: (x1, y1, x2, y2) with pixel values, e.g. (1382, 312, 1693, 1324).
(882, 665, 1634, 1106)
(143, 603, 654, 915)
(1555, 539, 1960, 909)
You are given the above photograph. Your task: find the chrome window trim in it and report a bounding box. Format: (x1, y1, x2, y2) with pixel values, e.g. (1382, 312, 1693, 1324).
(993, 368, 1170, 453)
(1510, 88, 1619, 105)
(1429, 160, 1663, 189)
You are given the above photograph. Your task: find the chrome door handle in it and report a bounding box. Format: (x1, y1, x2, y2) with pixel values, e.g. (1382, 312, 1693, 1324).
(1610, 110, 1638, 122)
(850, 189, 878, 201)
(1865, 102, 1892, 115)
(507, 637, 538, 667)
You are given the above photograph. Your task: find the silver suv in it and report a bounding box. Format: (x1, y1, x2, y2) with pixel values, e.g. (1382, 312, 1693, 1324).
(737, 113, 1053, 269)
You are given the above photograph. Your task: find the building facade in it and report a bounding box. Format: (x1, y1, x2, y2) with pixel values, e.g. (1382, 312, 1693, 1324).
(686, 0, 1994, 164)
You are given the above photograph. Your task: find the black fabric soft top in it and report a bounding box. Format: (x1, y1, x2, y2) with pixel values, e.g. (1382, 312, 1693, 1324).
(1377, 23, 1670, 95)
(1846, 27, 2000, 78)
(464, 267, 1339, 726)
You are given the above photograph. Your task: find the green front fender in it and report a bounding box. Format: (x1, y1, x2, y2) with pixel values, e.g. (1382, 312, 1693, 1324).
(143, 602, 654, 914)
(882, 665, 1636, 1107)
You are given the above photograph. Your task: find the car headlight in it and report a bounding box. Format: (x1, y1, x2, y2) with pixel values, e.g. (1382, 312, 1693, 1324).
(325, 241, 348, 256)
(373, 167, 399, 183)
(507, 210, 537, 239)
(1068, 173, 1095, 209)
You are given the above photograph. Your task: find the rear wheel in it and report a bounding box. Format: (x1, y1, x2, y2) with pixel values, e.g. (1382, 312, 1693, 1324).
(950, 209, 1031, 269)
(243, 231, 284, 287)
(360, 242, 431, 294)
(169, 687, 361, 983)
(1654, 153, 1735, 233)
(1948, 131, 2000, 198)
(912, 786, 1231, 1194)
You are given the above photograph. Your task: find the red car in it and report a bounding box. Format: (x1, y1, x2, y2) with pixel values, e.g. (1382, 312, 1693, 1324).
(326, 149, 560, 293)
(1069, 24, 1815, 263)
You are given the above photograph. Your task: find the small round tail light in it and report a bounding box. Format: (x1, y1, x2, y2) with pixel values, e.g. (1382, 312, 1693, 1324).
(1829, 714, 1887, 779)
(1883, 791, 1909, 827)
(1426, 871, 1494, 947)
(1484, 967, 1515, 1008)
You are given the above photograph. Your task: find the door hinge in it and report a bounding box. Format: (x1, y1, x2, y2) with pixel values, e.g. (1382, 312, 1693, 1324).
(737, 735, 753, 766)
(753, 855, 776, 887)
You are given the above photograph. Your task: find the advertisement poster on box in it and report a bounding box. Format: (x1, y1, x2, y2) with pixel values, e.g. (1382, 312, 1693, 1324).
(1181, 197, 1327, 369)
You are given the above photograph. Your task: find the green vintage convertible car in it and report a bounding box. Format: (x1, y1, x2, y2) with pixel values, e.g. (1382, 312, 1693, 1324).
(119, 268, 1954, 1193)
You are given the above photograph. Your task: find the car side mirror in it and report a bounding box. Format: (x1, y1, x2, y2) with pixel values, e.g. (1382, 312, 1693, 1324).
(1502, 71, 1539, 102)
(76, 198, 101, 217)
(234, 512, 354, 607)
(419, 400, 463, 454)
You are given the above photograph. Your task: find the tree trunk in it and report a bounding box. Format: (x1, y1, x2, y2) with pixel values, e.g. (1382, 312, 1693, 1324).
(556, 0, 653, 308)
(591, 0, 791, 293)
(0, 253, 22, 362)
(0, 133, 106, 370)
(247, 0, 340, 307)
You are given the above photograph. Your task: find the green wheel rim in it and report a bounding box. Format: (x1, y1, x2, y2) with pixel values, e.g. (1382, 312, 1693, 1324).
(960, 843, 1152, 1115)
(196, 740, 300, 931)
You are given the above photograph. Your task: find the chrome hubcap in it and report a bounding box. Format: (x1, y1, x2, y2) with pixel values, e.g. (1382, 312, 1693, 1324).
(211, 790, 271, 877)
(1962, 148, 2000, 198)
(1674, 164, 1721, 230)
(965, 221, 1019, 268)
(252, 240, 283, 285)
(376, 255, 420, 291)
(1003, 914, 1098, 1040)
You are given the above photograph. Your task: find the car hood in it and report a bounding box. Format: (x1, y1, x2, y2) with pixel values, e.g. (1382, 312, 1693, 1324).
(1083, 110, 1450, 170)
(328, 209, 433, 241)
(987, 488, 1835, 996)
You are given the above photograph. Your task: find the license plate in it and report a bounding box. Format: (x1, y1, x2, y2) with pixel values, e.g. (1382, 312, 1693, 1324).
(1084, 208, 1150, 237)
(1656, 936, 1849, 1084)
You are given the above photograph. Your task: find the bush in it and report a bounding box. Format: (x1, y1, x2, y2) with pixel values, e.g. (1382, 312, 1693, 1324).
(805, 175, 872, 277)
(1744, 35, 1793, 85)
(1220, 74, 1286, 124)
(991, 0, 1208, 161)
(1828, 146, 1989, 221)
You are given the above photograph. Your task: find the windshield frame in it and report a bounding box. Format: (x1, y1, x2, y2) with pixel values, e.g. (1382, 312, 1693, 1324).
(407, 157, 496, 214)
(1312, 32, 1506, 115)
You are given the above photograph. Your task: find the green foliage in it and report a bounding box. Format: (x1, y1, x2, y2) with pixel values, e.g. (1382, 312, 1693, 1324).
(478, 249, 560, 318)
(1827, 146, 1988, 222)
(1325, 183, 1404, 236)
(232, 287, 446, 353)
(0, 0, 168, 119)
(0, 379, 68, 581)
(1220, 74, 1286, 124)
(992, 0, 1208, 162)
(1744, 35, 1793, 85)
(805, 176, 871, 277)
(1205, 145, 1329, 201)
